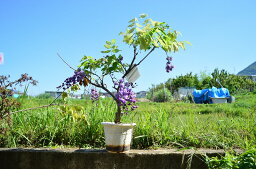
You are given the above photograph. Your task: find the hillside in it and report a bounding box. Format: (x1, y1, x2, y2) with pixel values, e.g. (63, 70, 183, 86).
(237, 61, 256, 75)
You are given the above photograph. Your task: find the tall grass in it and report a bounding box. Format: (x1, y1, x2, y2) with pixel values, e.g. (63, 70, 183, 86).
(0, 93, 255, 150)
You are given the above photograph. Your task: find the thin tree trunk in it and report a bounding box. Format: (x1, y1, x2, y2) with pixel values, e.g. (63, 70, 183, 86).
(114, 103, 122, 123)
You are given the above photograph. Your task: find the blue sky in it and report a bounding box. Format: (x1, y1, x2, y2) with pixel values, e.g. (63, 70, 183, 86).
(1, 0, 256, 95)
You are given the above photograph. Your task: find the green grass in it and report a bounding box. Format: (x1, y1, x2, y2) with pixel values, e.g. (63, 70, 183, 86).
(0, 93, 255, 150)
(206, 147, 256, 169)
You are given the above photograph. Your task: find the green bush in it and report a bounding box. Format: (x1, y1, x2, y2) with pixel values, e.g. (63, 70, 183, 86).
(207, 148, 256, 169)
(166, 72, 201, 93)
(147, 88, 172, 102)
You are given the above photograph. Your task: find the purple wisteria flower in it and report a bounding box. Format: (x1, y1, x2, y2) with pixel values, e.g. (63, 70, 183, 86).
(114, 78, 138, 111)
(57, 70, 86, 90)
(166, 56, 174, 73)
(91, 89, 99, 102)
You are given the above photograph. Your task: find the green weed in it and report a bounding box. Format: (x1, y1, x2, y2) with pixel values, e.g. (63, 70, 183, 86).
(0, 93, 255, 150)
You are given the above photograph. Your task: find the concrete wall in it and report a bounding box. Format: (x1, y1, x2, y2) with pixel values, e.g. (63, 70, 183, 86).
(0, 148, 234, 169)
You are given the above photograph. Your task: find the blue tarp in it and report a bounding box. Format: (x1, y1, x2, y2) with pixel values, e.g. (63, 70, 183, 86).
(192, 87, 230, 104)
(13, 94, 19, 98)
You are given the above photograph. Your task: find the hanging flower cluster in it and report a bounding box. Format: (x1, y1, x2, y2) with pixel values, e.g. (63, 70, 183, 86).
(57, 70, 85, 90)
(114, 79, 138, 111)
(165, 56, 174, 73)
(91, 89, 99, 102)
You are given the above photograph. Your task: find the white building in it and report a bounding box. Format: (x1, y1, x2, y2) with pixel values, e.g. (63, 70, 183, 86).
(247, 75, 256, 82)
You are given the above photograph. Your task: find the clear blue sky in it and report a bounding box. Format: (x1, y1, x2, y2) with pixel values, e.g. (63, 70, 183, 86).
(1, 0, 256, 95)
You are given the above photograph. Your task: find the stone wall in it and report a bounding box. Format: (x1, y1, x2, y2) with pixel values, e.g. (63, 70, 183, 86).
(0, 148, 234, 169)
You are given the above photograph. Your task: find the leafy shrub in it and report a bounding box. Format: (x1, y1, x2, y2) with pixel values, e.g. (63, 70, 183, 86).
(166, 72, 200, 94)
(207, 148, 256, 169)
(147, 88, 172, 102)
(0, 74, 37, 132)
(210, 69, 255, 94)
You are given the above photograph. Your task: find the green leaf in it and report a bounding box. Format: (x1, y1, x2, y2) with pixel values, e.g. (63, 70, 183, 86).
(88, 58, 96, 63)
(153, 40, 159, 47)
(62, 92, 68, 99)
(104, 44, 111, 49)
(83, 56, 94, 60)
(112, 49, 121, 53)
(108, 66, 115, 72)
(179, 42, 186, 50)
(128, 28, 135, 33)
(111, 39, 116, 44)
(112, 62, 118, 69)
(143, 18, 152, 25)
(101, 50, 111, 53)
(71, 84, 80, 91)
(183, 41, 192, 45)
(112, 45, 118, 49)
(128, 37, 134, 44)
(139, 14, 147, 18)
(123, 33, 134, 44)
(173, 43, 179, 52)
(119, 32, 124, 35)
(106, 41, 111, 45)
(128, 18, 137, 23)
(174, 30, 182, 36)
(128, 23, 135, 28)
(156, 36, 165, 46)
(136, 23, 143, 27)
(136, 27, 143, 32)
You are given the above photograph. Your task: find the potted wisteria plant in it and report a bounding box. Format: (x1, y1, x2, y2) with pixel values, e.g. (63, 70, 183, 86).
(58, 14, 189, 152)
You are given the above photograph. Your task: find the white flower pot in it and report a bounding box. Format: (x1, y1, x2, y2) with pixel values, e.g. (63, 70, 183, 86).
(101, 122, 136, 153)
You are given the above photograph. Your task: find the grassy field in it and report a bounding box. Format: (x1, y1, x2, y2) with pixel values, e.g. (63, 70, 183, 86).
(0, 93, 255, 150)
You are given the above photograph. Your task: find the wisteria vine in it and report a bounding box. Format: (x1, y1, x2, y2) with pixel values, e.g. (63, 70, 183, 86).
(91, 88, 99, 102)
(165, 56, 174, 73)
(57, 70, 86, 90)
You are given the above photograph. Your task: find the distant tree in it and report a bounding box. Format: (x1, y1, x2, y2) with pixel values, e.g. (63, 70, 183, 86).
(147, 69, 256, 100)
(35, 93, 53, 99)
(147, 87, 172, 102)
(165, 72, 200, 93)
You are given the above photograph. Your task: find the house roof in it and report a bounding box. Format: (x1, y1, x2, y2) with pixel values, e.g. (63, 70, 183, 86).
(237, 61, 256, 76)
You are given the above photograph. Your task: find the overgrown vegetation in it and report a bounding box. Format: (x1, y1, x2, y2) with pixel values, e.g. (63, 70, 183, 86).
(147, 69, 256, 102)
(207, 148, 256, 169)
(146, 87, 172, 102)
(0, 74, 37, 132)
(0, 92, 255, 150)
(1, 73, 255, 166)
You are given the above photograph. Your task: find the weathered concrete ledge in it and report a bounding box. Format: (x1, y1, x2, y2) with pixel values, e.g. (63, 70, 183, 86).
(0, 148, 242, 169)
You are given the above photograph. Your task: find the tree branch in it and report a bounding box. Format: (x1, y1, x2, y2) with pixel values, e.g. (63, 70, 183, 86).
(122, 45, 138, 78)
(137, 47, 156, 66)
(57, 53, 76, 71)
(100, 77, 119, 103)
(122, 46, 156, 79)
(130, 45, 138, 68)
(4, 103, 61, 118)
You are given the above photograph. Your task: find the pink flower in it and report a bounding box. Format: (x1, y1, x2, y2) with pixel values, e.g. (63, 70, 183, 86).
(0, 53, 4, 64)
